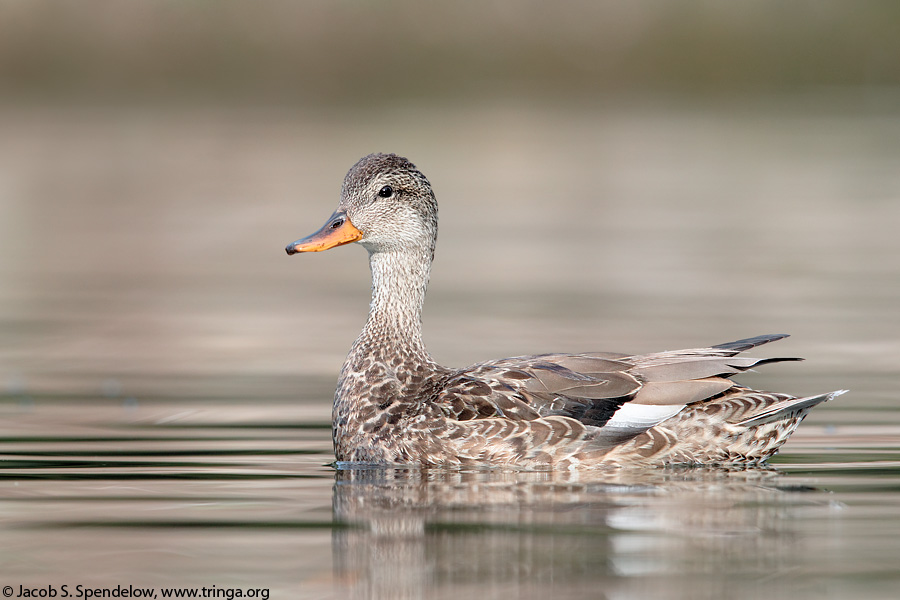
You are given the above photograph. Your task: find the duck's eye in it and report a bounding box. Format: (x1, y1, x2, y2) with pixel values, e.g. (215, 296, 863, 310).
(378, 185, 394, 198)
(330, 217, 344, 229)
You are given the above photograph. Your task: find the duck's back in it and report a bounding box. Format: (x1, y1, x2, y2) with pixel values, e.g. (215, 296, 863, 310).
(419, 334, 840, 467)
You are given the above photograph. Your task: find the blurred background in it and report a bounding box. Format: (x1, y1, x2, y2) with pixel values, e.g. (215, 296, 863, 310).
(1, 0, 898, 407)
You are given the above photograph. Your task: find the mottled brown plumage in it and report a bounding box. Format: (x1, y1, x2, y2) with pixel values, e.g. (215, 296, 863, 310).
(286, 153, 843, 469)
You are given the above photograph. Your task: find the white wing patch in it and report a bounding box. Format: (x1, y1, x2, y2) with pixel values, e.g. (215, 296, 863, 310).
(606, 403, 685, 429)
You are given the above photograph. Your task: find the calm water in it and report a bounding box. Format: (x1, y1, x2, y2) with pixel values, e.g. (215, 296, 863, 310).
(1, 396, 899, 599)
(1, 103, 899, 598)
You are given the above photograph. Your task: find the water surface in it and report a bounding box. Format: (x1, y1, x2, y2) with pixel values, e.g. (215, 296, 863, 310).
(1, 396, 898, 599)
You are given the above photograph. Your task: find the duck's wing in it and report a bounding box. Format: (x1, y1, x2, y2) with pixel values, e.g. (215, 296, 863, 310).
(435, 334, 799, 442)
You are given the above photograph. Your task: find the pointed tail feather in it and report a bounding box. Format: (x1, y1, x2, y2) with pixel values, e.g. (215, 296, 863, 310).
(735, 390, 847, 427)
(712, 334, 790, 354)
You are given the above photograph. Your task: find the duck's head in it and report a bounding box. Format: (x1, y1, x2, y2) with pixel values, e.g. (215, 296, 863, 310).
(286, 153, 438, 258)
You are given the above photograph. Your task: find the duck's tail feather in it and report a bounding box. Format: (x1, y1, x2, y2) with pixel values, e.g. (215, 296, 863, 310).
(712, 334, 790, 354)
(735, 390, 847, 427)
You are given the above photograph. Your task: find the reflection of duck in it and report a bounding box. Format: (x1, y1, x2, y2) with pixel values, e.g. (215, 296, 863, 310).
(287, 153, 843, 468)
(331, 467, 822, 599)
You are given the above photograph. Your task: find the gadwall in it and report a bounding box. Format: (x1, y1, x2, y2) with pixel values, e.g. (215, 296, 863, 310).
(286, 153, 842, 469)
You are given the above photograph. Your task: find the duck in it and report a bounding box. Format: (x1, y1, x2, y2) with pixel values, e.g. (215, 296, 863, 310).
(286, 152, 843, 469)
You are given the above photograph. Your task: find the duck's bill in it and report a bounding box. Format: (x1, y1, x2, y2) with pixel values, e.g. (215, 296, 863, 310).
(286, 212, 362, 254)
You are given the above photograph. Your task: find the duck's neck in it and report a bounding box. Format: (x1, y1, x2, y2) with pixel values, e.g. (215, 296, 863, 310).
(356, 247, 433, 361)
